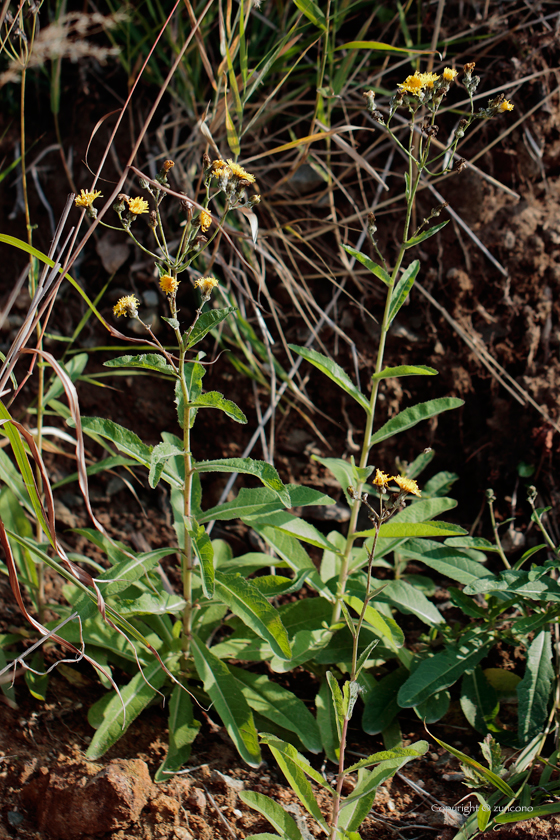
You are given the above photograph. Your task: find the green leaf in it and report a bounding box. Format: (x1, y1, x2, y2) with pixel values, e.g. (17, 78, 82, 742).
(195, 458, 290, 507)
(358, 521, 467, 538)
(429, 734, 515, 797)
(339, 742, 428, 830)
(342, 245, 391, 286)
(312, 455, 372, 506)
(464, 570, 560, 601)
(398, 636, 494, 707)
(414, 690, 450, 723)
(239, 792, 304, 840)
(184, 307, 237, 349)
(184, 361, 205, 402)
(25, 652, 49, 701)
(104, 354, 177, 376)
(191, 392, 247, 424)
(249, 525, 334, 601)
(336, 40, 436, 55)
(43, 353, 89, 403)
(293, 0, 326, 29)
(377, 579, 444, 626)
(191, 634, 261, 766)
(316, 678, 340, 762)
(154, 685, 200, 783)
(494, 802, 560, 823)
(370, 398, 464, 446)
(288, 345, 370, 411)
(371, 365, 437, 381)
(86, 657, 169, 759)
(230, 666, 320, 752)
(404, 220, 449, 248)
(344, 595, 404, 650)
(397, 538, 491, 585)
(199, 485, 334, 524)
(445, 536, 501, 552)
(387, 261, 420, 325)
(345, 745, 429, 774)
(149, 441, 183, 489)
(461, 668, 499, 734)
(362, 668, 409, 735)
(117, 592, 186, 616)
(259, 733, 333, 826)
(188, 522, 215, 599)
(246, 510, 340, 551)
(214, 572, 291, 660)
(326, 671, 345, 742)
(517, 629, 554, 744)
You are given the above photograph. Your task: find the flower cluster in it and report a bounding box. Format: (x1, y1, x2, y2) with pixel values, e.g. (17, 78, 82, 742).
(113, 294, 140, 319)
(194, 276, 219, 297)
(392, 66, 459, 113)
(373, 469, 421, 497)
(206, 158, 260, 209)
(159, 275, 179, 295)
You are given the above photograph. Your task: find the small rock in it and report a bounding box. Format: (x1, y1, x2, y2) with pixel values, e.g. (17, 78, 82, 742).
(211, 769, 244, 792)
(174, 829, 192, 840)
(150, 793, 180, 824)
(22, 758, 153, 839)
(185, 787, 206, 814)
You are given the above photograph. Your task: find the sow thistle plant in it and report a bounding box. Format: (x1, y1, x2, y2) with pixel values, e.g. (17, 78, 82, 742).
(1, 55, 549, 838)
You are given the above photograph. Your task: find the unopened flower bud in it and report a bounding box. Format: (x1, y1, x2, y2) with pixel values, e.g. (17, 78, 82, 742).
(367, 212, 377, 237)
(139, 178, 149, 190)
(147, 210, 158, 229)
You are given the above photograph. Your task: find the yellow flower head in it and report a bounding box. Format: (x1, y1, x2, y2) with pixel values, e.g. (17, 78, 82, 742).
(499, 99, 514, 112)
(127, 196, 150, 215)
(159, 275, 179, 295)
(443, 67, 458, 82)
(75, 189, 102, 208)
(211, 159, 231, 177)
(194, 276, 219, 296)
(113, 294, 140, 319)
(199, 209, 212, 232)
(227, 159, 256, 183)
(394, 475, 421, 497)
(373, 469, 393, 489)
(398, 71, 439, 95)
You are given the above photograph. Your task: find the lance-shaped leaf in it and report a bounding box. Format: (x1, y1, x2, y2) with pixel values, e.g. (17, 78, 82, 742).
(517, 629, 554, 744)
(342, 244, 391, 286)
(387, 260, 420, 325)
(312, 455, 372, 506)
(404, 220, 449, 248)
(338, 742, 429, 830)
(396, 538, 490, 585)
(429, 733, 515, 797)
(316, 678, 340, 762)
(199, 485, 334, 524)
(370, 397, 464, 446)
(86, 657, 170, 760)
(375, 579, 444, 626)
(259, 733, 332, 828)
(357, 521, 467, 539)
(288, 345, 370, 412)
(230, 666, 320, 752)
(104, 353, 177, 377)
(362, 668, 409, 735)
(293, 0, 326, 29)
(239, 792, 304, 840)
(195, 457, 290, 507)
(398, 636, 494, 707)
(149, 441, 183, 489)
(154, 685, 200, 782)
(246, 509, 340, 551)
(184, 307, 237, 349)
(461, 668, 499, 735)
(371, 365, 438, 381)
(191, 634, 261, 767)
(344, 595, 404, 649)
(187, 522, 214, 598)
(116, 592, 186, 616)
(214, 572, 291, 660)
(190, 392, 247, 424)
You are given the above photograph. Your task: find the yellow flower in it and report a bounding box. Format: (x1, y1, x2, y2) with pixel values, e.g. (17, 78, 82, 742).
(159, 275, 179, 295)
(75, 189, 102, 208)
(227, 159, 256, 183)
(443, 67, 458, 81)
(499, 100, 514, 112)
(199, 209, 212, 232)
(113, 294, 140, 318)
(373, 469, 393, 489)
(398, 71, 439, 95)
(194, 276, 219, 296)
(211, 159, 231, 177)
(394, 475, 421, 497)
(127, 196, 150, 215)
